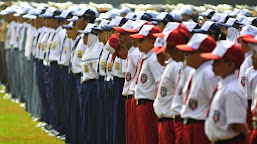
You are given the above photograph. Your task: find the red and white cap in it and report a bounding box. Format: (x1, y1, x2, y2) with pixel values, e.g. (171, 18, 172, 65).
(129, 25, 161, 39)
(237, 25, 257, 42)
(105, 33, 120, 54)
(200, 40, 244, 66)
(124, 20, 150, 33)
(152, 22, 180, 38)
(113, 20, 135, 33)
(176, 33, 216, 52)
(244, 35, 257, 53)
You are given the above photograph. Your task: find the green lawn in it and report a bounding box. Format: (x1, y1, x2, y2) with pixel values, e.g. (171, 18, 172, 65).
(0, 87, 64, 144)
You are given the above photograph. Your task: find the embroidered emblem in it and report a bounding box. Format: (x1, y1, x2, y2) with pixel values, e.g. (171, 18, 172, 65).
(241, 76, 246, 87)
(52, 41, 57, 50)
(189, 99, 198, 110)
(141, 73, 147, 83)
(107, 63, 113, 72)
(115, 62, 120, 71)
(213, 110, 220, 123)
(64, 46, 68, 53)
(160, 87, 167, 97)
(42, 44, 45, 50)
(77, 50, 83, 58)
(101, 61, 106, 70)
(126, 72, 131, 82)
(84, 65, 89, 73)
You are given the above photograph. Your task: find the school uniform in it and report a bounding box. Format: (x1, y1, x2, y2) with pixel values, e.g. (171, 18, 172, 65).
(153, 58, 183, 144)
(135, 51, 164, 144)
(181, 61, 219, 144)
(205, 74, 248, 143)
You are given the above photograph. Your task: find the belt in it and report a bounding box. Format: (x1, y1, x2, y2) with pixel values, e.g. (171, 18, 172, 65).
(113, 77, 124, 81)
(214, 134, 244, 144)
(248, 100, 252, 106)
(73, 72, 82, 77)
(126, 95, 133, 99)
(172, 115, 184, 122)
(136, 99, 154, 105)
(59, 65, 68, 69)
(183, 118, 205, 125)
(50, 61, 58, 65)
(98, 76, 105, 80)
(158, 118, 172, 122)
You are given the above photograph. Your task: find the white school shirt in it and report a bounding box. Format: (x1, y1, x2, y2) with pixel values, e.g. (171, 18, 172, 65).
(122, 46, 141, 96)
(19, 22, 29, 51)
(71, 36, 87, 74)
(239, 51, 253, 86)
(11, 22, 21, 48)
(134, 51, 164, 100)
(98, 48, 110, 77)
(130, 52, 145, 93)
(205, 74, 247, 142)
(181, 61, 220, 120)
(43, 28, 55, 65)
(105, 53, 113, 81)
(31, 27, 43, 57)
(38, 28, 50, 60)
(48, 26, 66, 62)
(5, 21, 15, 49)
(111, 57, 126, 78)
(244, 66, 257, 110)
(24, 25, 36, 60)
(58, 37, 73, 66)
(36, 26, 47, 59)
(171, 66, 195, 116)
(153, 58, 183, 118)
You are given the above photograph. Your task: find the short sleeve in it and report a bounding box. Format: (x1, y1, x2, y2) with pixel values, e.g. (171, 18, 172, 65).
(149, 56, 164, 83)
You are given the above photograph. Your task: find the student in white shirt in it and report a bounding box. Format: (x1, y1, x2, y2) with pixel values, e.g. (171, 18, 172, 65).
(152, 23, 189, 144)
(201, 40, 249, 143)
(129, 25, 163, 144)
(176, 33, 219, 144)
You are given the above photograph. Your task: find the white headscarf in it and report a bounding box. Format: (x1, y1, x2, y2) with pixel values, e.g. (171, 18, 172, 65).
(227, 27, 240, 43)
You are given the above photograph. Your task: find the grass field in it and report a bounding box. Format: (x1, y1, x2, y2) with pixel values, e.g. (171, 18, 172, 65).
(0, 86, 64, 144)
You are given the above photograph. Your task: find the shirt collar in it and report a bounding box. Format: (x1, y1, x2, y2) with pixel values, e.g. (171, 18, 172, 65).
(245, 51, 253, 58)
(55, 26, 63, 33)
(144, 50, 155, 59)
(128, 46, 137, 54)
(195, 61, 211, 73)
(220, 73, 237, 88)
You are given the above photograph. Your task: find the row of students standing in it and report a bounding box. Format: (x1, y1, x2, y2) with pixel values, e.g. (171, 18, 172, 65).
(2, 4, 257, 144)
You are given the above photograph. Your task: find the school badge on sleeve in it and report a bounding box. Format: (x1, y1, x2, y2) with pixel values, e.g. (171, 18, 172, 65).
(84, 65, 89, 73)
(77, 50, 83, 58)
(52, 41, 57, 50)
(126, 72, 131, 82)
(42, 44, 45, 50)
(241, 76, 246, 87)
(189, 99, 198, 110)
(160, 87, 167, 97)
(101, 61, 106, 70)
(115, 62, 120, 71)
(108, 63, 113, 72)
(213, 110, 220, 123)
(141, 74, 147, 83)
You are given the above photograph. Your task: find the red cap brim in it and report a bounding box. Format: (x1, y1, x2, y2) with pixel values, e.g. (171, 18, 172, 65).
(156, 47, 166, 54)
(237, 34, 254, 43)
(113, 27, 125, 33)
(152, 33, 164, 38)
(124, 29, 138, 33)
(200, 53, 220, 60)
(243, 37, 257, 43)
(175, 44, 195, 52)
(130, 34, 146, 39)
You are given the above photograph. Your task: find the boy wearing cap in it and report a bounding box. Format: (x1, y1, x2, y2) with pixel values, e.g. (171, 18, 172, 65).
(176, 33, 219, 144)
(113, 20, 141, 144)
(129, 24, 163, 144)
(181, 7, 193, 22)
(152, 23, 189, 144)
(201, 40, 250, 143)
(152, 12, 174, 31)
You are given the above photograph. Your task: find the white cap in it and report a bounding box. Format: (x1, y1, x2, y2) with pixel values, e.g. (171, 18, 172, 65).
(181, 7, 193, 16)
(78, 23, 97, 34)
(210, 13, 221, 22)
(119, 7, 132, 14)
(182, 21, 198, 32)
(239, 25, 257, 37)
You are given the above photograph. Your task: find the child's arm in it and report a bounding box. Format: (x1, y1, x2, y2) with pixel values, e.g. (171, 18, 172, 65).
(231, 123, 251, 138)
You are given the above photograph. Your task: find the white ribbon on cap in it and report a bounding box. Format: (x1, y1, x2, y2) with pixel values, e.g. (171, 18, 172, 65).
(121, 20, 135, 29)
(212, 40, 235, 57)
(240, 25, 257, 37)
(108, 16, 123, 27)
(156, 12, 167, 20)
(59, 10, 71, 18)
(187, 33, 208, 50)
(138, 25, 155, 37)
(129, 20, 147, 31)
(225, 18, 236, 27)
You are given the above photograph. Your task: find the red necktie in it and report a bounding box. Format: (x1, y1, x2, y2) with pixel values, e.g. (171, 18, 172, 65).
(206, 85, 219, 117)
(135, 58, 145, 85)
(184, 75, 193, 104)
